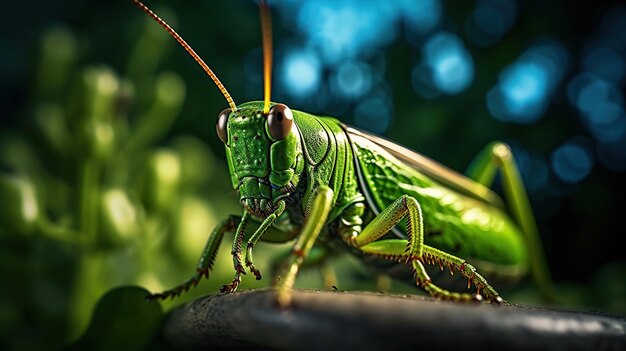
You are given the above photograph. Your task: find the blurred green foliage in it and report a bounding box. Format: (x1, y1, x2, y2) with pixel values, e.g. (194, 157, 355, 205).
(0, 23, 247, 349)
(1, 1, 625, 350)
(68, 286, 164, 351)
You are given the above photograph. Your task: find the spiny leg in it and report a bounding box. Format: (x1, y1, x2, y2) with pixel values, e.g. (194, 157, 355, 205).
(244, 201, 286, 280)
(275, 186, 334, 307)
(344, 195, 424, 257)
(219, 212, 250, 293)
(466, 141, 554, 301)
(359, 240, 502, 302)
(346, 195, 502, 302)
(342, 196, 423, 267)
(421, 246, 503, 302)
(148, 215, 240, 300)
(411, 259, 481, 303)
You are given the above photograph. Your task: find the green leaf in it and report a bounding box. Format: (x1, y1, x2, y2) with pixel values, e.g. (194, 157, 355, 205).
(68, 286, 163, 351)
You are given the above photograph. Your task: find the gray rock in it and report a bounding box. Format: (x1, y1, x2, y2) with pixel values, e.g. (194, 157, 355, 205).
(162, 288, 626, 350)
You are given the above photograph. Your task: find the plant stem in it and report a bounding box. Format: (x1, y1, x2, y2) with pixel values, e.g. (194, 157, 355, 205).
(38, 219, 85, 246)
(79, 158, 100, 246)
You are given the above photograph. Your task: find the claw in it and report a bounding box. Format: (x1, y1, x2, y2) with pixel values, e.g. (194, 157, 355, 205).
(196, 268, 209, 279)
(247, 262, 263, 280)
(234, 264, 246, 275)
(220, 277, 241, 293)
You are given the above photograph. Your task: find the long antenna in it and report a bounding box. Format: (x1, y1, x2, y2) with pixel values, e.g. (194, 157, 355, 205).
(132, 0, 237, 112)
(259, 0, 273, 114)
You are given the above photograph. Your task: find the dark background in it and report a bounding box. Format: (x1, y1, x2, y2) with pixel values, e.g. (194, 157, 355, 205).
(1, 0, 625, 349)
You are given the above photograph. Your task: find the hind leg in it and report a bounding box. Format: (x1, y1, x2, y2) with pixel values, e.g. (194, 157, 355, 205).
(466, 142, 553, 301)
(343, 195, 502, 302)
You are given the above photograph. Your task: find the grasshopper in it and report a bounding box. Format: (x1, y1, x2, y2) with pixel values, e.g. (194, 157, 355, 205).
(133, 0, 553, 306)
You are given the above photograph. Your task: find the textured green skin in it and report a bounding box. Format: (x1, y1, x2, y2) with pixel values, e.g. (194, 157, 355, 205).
(226, 102, 362, 222)
(225, 101, 527, 282)
(351, 139, 526, 268)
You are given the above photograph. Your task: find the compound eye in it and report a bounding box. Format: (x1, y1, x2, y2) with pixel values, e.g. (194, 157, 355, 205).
(216, 108, 231, 144)
(267, 104, 293, 140)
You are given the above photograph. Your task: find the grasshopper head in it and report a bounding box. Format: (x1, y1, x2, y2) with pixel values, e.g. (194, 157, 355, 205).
(134, 0, 290, 219)
(216, 101, 303, 219)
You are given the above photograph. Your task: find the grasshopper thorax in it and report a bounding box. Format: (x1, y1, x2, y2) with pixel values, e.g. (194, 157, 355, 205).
(217, 101, 302, 219)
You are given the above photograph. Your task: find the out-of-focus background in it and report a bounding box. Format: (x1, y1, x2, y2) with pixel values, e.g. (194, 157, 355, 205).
(1, 0, 625, 349)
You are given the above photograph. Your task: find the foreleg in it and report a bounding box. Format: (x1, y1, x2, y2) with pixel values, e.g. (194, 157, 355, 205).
(148, 215, 240, 300)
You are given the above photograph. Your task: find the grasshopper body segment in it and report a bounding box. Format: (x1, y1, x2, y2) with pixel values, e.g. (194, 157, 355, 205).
(347, 130, 527, 274)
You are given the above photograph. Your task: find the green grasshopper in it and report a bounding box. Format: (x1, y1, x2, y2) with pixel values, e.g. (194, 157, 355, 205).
(134, 0, 553, 306)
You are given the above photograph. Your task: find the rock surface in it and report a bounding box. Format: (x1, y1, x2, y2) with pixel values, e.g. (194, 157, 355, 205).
(161, 289, 626, 350)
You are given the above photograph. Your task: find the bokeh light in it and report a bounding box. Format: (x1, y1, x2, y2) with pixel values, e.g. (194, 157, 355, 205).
(414, 31, 474, 96)
(465, 0, 516, 47)
(401, 0, 442, 37)
(296, 0, 398, 63)
(582, 46, 625, 85)
(265, 0, 446, 133)
(561, 5, 626, 171)
(354, 91, 392, 134)
(567, 46, 626, 170)
(568, 73, 623, 116)
(280, 48, 322, 98)
(551, 141, 594, 183)
(587, 103, 626, 143)
(487, 40, 568, 123)
(331, 61, 372, 99)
